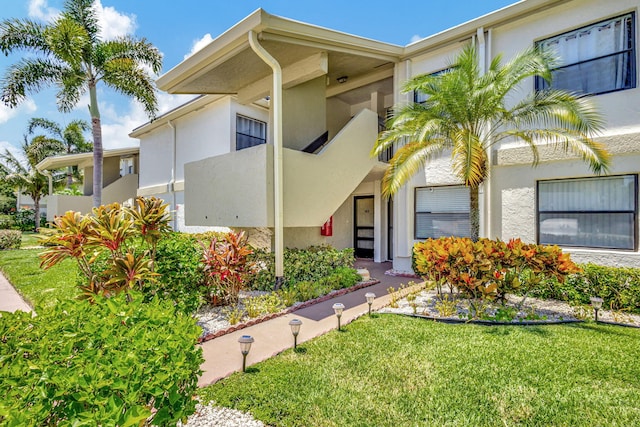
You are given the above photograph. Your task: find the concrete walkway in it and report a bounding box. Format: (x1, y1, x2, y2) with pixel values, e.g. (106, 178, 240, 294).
(0, 272, 32, 314)
(197, 260, 418, 386)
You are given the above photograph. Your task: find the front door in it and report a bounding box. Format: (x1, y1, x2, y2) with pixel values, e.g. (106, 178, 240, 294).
(354, 196, 374, 258)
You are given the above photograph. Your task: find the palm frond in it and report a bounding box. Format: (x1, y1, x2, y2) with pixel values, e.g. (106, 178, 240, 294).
(62, 0, 99, 42)
(44, 16, 90, 67)
(0, 18, 48, 55)
(101, 58, 158, 117)
(450, 130, 487, 187)
(1, 58, 67, 107)
(97, 37, 163, 75)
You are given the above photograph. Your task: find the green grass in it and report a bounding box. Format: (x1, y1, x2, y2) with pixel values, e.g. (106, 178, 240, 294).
(0, 248, 78, 309)
(20, 232, 46, 248)
(200, 315, 640, 427)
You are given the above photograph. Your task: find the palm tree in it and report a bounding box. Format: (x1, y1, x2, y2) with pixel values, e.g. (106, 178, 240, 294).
(0, 0, 161, 207)
(372, 44, 610, 241)
(0, 135, 63, 231)
(27, 117, 92, 187)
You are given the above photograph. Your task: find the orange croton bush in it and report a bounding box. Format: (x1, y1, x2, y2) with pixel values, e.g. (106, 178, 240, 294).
(413, 237, 581, 310)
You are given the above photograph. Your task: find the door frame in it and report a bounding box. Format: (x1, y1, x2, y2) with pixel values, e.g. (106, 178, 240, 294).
(354, 195, 375, 258)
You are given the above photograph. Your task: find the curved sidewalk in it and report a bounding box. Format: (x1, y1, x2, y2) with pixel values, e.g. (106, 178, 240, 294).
(0, 272, 32, 314)
(197, 260, 419, 386)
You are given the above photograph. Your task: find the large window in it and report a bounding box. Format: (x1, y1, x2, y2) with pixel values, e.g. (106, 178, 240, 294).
(538, 175, 638, 250)
(535, 13, 636, 96)
(415, 185, 470, 239)
(236, 115, 266, 150)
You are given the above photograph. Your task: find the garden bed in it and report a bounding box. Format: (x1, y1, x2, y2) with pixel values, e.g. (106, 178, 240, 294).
(379, 289, 640, 326)
(196, 278, 379, 343)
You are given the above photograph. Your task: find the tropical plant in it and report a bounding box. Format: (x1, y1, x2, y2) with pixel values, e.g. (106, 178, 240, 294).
(0, 134, 64, 231)
(0, 291, 203, 426)
(39, 197, 170, 300)
(27, 117, 92, 187)
(201, 231, 257, 304)
(372, 44, 610, 240)
(0, 0, 162, 207)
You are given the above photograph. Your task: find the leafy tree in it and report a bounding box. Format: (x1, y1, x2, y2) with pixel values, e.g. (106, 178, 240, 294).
(372, 44, 610, 241)
(0, 0, 161, 207)
(0, 135, 63, 231)
(27, 117, 92, 188)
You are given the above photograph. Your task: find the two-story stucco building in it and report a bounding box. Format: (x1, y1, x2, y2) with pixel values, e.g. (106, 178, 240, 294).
(122, 0, 640, 272)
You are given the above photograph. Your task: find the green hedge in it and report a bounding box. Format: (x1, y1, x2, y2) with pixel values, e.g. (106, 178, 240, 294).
(247, 246, 355, 291)
(149, 232, 209, 314)
(530, 263, 640, 314)
(0, 230, 21, 250)
(0, 292, 203, 426)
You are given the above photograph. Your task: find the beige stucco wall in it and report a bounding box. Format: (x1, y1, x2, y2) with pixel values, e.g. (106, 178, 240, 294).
(283, 77, 327, 151)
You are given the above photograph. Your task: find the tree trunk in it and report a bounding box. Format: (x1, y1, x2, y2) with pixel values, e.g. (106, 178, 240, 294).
(66, 166, 73, 188)
(89, 84, 103, 208)
(469, 185, 480, 242)
(33, 196, 40, 232)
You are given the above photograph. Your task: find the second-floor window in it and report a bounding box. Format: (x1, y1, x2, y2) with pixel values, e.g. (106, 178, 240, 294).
(535, 13, 636, 96)
(236, 115, 266, 150)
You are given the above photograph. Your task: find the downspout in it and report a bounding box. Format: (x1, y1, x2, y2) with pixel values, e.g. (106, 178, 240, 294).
(248, 30, 284, 289)
(168, 120, 177, 231)
(476, 27, 491, 239)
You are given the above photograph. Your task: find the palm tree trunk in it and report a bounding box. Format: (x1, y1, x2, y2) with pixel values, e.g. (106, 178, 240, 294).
(33, 196, 40, 232)
(66, 166, 73, 188)
(469, 185, 480, 241)
(89, 83, 103, 208)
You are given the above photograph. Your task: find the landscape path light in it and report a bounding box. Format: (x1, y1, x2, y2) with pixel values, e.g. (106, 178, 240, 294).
(365, 292, 376, 316)
(332, 302, 345, 331)
(238, 335, 254, 372)
(590, 297, 604, 322)
(289, 318, 302, 349)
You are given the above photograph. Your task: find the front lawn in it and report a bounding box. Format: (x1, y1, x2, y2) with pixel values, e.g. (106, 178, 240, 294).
(200, 314, 640, 427)
(0, 249, 77, 309)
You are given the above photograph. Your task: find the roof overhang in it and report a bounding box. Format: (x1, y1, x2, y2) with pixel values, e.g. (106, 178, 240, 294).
(156, 8, 403, 96)
(403, 0, 569, 58)
(36, 147, 139, 171)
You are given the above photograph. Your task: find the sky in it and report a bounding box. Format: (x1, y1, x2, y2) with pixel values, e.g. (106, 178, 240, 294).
(0, 0, 517, 157)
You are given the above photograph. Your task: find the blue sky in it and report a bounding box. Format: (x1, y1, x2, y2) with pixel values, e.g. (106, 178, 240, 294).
(0, 0, 517, 156)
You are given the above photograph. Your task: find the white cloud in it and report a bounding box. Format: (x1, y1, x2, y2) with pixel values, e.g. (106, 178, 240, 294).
(29, 0, 136, 40)
(410, 34, 423, 44)
(0, 99, 37, 125)
(184, 34, 213, 59)
(93, 0, 137, 40)
(28, 0, 60, 22)
(98, 92, 196, 149)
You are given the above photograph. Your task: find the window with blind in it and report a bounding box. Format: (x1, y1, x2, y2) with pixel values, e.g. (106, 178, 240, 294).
(236, 115, 266, 150)
(537, 175, 638, 250)
(535, 13, 636, 95)
(415, 185, 470, 239)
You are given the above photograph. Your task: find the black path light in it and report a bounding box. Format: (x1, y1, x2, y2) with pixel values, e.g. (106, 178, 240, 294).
(590, 297, 604, 322)
(365, 292, 376, 316)
(332, 302, 345, 331)
(238, 335, 254, 372)
(289, 318, 302, 349)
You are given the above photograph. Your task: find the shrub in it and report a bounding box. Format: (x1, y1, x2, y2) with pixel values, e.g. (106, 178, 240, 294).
(0, 214, 13, 229)
(11, 209, 46, 231)
(201, 231, 256, 305)
(0, 292, 203, 426)
(248, 246, 355, 291)
(0, 230, 21, 250)
(39, 197, 171, 301)
(413, 237, 580, 317)
(531, 263, 640, 314)
(150, 232, 209, 314)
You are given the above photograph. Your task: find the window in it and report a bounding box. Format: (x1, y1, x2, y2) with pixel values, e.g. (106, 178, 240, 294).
(236, 115, 266, 150)
(413, 68, 452, 104)
(415, 185, 470, 239)
(537, 175, 638, 250)
(535, 13, 636, 95)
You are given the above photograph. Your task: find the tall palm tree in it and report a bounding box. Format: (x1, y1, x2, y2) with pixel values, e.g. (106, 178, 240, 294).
(27, 117, 92, 187)
(0, 135, 63, 231)
(372, 44, 610, 241)
(0, 0, 161, 207)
